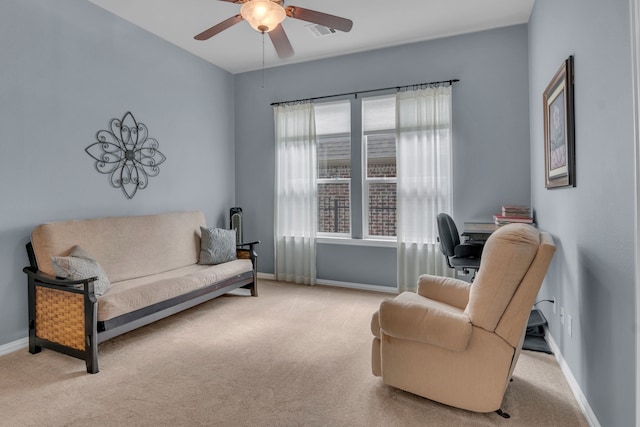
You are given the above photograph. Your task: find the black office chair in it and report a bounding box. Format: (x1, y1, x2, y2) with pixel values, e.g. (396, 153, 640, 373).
(437, 213, 483, 279)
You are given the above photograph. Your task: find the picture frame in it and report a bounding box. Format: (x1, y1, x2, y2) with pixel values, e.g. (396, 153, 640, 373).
(543, 55, 575, 189)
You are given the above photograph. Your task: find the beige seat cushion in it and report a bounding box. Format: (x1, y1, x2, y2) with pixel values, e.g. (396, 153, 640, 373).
(98, 259, 252, 322)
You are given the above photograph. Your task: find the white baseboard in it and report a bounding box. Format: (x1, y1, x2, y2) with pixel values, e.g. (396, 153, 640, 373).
(315, 278, 398, 294)
(0, 337, 28, 357)
(257, 272, 398, 294)
(544, 329, 601, 427)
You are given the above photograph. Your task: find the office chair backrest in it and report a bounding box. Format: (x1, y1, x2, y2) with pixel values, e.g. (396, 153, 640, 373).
(437, 213, 461, 257)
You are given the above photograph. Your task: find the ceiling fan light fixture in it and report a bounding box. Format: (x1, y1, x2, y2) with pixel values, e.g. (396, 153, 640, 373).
(240, 0, 286, 33)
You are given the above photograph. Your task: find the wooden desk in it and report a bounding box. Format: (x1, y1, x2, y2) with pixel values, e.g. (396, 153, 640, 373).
(461, 222, 500, 243)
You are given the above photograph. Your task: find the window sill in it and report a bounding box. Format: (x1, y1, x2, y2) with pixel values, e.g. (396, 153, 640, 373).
(316, 236, 397, 248)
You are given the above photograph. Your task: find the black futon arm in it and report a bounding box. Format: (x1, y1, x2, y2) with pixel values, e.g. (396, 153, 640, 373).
(237, 240, 260, 265)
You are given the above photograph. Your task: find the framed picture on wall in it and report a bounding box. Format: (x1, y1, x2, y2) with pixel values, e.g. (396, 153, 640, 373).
(543, 55, 575, 189)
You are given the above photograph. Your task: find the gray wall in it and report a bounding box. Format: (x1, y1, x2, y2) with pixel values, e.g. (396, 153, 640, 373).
(1, 2, 633, 423)
(235, 24, 531, 286)
(529, 0, 635, 425)
(0, 0, 235, 346)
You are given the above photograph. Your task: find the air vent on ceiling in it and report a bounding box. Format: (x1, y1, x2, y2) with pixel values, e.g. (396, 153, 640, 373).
(306, 23, 337, 38)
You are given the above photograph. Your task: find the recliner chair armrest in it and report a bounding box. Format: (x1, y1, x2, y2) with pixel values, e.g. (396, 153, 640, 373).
(417, 274, 471, 310)
(379, 293, 472, 352)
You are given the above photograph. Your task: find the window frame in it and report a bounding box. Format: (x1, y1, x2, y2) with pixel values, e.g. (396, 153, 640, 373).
(315, 100, 352, 238)
(361, 94, 398, 241)
(313, 94, 400, 243)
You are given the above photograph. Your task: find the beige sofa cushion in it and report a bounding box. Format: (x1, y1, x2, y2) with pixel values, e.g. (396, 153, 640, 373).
(31, 211, 206, 283)
(98, 259, 252, 322)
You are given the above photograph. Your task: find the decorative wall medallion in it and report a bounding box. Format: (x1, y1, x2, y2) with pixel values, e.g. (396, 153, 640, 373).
(85, 112, 166, 199)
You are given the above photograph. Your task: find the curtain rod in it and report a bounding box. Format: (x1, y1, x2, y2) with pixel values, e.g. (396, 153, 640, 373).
(270, 79, 460, 106)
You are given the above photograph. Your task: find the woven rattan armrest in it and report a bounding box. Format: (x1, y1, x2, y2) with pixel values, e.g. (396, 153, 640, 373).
(24, 266, 99, 373)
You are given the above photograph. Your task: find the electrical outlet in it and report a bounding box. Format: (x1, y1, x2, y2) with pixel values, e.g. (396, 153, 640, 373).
(567, 314, 573, 338)
(560, 306, 565, 325)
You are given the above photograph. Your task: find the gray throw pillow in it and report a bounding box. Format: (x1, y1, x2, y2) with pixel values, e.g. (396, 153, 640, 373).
(51, 245, 110, 296)
(199, 227, 237, 265)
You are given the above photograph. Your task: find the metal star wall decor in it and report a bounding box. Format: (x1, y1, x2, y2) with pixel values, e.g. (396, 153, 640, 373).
(85, 112, 166, 199)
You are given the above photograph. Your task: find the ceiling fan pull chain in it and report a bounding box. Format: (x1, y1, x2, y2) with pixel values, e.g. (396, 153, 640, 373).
(262, 31, 265, 89)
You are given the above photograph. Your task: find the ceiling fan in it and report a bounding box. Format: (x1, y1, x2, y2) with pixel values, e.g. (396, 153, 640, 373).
(194, 0, 353, 59)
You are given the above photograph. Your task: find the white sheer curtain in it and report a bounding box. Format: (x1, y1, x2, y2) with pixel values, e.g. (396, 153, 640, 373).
(274, 102, 317, 285)
(396, 85, 454, 292)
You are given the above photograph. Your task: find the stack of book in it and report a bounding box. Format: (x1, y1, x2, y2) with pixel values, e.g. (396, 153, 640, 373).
(493, 205, 534, 225)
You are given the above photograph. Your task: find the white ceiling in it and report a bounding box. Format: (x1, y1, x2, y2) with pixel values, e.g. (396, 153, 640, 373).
(88, 0, 534, 74)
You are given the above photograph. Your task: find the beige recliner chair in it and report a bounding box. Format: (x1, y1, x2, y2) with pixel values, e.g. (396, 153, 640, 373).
(371, 223, 555, 416)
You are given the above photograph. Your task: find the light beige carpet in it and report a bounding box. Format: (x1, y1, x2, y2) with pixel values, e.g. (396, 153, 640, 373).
(0, 279, 587, 426)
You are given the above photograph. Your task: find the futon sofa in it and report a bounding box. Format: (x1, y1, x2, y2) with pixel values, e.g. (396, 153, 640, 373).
(23, 211, 258, 374)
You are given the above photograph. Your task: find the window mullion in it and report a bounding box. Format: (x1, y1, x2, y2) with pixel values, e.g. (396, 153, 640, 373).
(350, 97, 363, 239)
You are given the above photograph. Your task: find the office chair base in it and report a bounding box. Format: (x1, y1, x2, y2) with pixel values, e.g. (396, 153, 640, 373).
(456, 268, 478, 282)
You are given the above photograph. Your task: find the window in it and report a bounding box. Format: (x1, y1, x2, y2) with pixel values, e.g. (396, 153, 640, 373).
(362, 95, 397, 239)
(315, 100, 351, 236)
(314, 95, 398, 240)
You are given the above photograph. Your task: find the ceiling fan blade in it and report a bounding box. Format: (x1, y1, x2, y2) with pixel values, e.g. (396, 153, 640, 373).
(194, 14, 244, 40)
(286, 6, 353, 32)
(268, 24, 294, 58)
